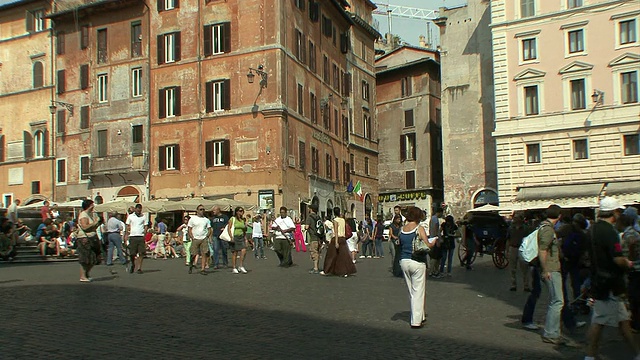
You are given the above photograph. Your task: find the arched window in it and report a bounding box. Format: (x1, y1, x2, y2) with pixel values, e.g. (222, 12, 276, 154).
(34, 130, 44, 158)
(33, 61, 43, 88)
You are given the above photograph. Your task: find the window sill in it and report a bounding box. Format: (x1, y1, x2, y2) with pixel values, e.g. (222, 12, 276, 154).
(565, 52, 587, 59)
(519, 59, 539, 66)
(615, 42, 639, 51)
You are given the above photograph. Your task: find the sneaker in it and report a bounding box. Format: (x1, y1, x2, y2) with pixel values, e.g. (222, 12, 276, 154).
(575, 321, 587, 328)
(373, 256, 380, 259)
(309, 269, 319, 274)
(352, 260, 356, 264)
(522, 323, 539, 331)
(541, 336, 567, 345)
(367, 256, 372, 258)
(232, 268, 239, 274)
(261, 256, 267, 259)
(359, 255, 365, 259)
(238, 266, 248, 274)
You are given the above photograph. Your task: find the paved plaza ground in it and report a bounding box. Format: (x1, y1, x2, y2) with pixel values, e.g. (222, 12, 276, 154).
(0, 250, 636, 360)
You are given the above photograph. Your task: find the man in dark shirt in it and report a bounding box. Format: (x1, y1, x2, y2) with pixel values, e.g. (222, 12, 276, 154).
(585, 197, 639, 360)
(305, 204, 322, 274)
(209, 206, 229, 269)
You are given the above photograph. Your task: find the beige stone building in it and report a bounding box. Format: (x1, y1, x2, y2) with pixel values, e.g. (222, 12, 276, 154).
(491, 0, 640, 208)
(0, 0, 54, 206)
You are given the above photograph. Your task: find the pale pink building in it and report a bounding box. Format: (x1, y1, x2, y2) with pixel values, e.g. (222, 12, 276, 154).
(491, 0, 639, 208)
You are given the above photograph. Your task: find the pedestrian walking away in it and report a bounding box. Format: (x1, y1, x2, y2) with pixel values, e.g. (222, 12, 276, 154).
(322, 207, 356, 277)
(105, 212, 127, 266)
(389, 215, 403, 277)
(507, 214, 531, 291)
(439, 215, 457, 277)
(305, 204, 323, 274)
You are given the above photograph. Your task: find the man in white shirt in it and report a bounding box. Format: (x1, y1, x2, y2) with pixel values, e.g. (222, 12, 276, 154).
(188, 205, 212, 275)
(271, 206, 295, 267)
(125, 204, 148, 274)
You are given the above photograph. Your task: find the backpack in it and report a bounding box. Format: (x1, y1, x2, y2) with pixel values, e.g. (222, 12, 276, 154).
(345, 223, 353, 239)
(519, 224, 547, 264)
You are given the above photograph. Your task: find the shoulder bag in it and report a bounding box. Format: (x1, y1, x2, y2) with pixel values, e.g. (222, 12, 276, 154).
(219, 218, 235, 242)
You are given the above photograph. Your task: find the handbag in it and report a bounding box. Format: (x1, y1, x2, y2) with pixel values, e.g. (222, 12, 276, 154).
(411, 230, 430, 263)
(220, 218, 234, 242)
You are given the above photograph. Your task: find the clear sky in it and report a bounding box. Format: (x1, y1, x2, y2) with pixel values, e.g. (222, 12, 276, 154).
(372, 0, 467, 47)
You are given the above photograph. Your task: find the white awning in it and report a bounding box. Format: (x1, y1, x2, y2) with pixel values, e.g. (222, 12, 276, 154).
(514, 183, 603, 209)
(604, 181, 640, 205)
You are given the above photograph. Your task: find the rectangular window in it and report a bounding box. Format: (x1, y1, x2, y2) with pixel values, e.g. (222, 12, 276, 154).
(165, 87, 177, 117)
(98, 74, 108, 103)
(401, 77, 412, 97)
(323, 55, 329, 83)
(298, 141, 306, 170)
(311, 147, 319, 174)
(56, 110, 66, 134)
(573, 139, 588, 160)
(522, 38, 537, 61)
(81, 25, 89, 50)
(31, 181, 40, 194)
(295, 0, 305, 10)
(323, 105, 331, 131)
(322, 15, 332, 37)
(80, 106, 90, 130)
(295, 29, 306, 63)
(205, 140, 230, 167)
(364, 157, 370, 176)
(524, 85, 539, 115)
(401, 133, 416, 161)
(158, 145, 180, 171)
(309, 41, 316, 72)
(621, 71, 638, 104)
(297, 84, 304, 115)
(132, 68, 142, 97)
(204, 22, 231, 56)
(205, 80, 230, 112)
(131, 22, 142, 57)
(568, 29, 584, 53)
(404, 109, 414, 127)
(343, 161, 350, 184)
(570, 79, 586, 110)
(334, 108, 339, 136)
(405, 171, 415, 190)
(520, 0, 534, 18)
(620, 19, 637, 45)
(97, 29, 107, 64)
(335, 157, 340, 183)
(57, 69, 66, 94)
(309, 0, 319, 22)
(342, 115, 349, 142)
(624, 134, 640, 156)
(34, 10, 44, 32)
(325, 154, 332, 179)
(166, 145, 177, 169)
(526, 143, 541, 163)
(332, 63, 339, 89)
(56, 31, 65, 55)
(310, 92, 317, 124)
(363, 114, 371, 139)
(80, 156, 90, 180)
(132, 125, 143, 155)
(56, 159, 66, 184)
(97, 130, 108, 157)
(362, 80, 370, 101)
(349, 153, 354, 173)
(567, 0, 582, 8)
(158, 32, 181, 64)
(158, 0, 178, 11)
(80, 64, 89, 90)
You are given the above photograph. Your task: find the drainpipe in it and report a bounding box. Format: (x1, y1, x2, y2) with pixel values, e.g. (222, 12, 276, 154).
(141, 0, 151, 201)
(197, 0, 203, 196)
(49, 10, 56, 201)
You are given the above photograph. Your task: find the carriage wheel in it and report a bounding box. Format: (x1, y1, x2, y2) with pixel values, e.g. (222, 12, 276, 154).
(458, 239, 477, 266)
(492, 239, 509, 269)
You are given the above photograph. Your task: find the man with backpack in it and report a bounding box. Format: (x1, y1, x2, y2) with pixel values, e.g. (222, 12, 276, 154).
(305, 204, 324, 274)
(521, 205, 566, 345)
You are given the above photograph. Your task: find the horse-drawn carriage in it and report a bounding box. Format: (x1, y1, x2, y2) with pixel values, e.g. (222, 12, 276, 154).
(457, 211, 509, 269)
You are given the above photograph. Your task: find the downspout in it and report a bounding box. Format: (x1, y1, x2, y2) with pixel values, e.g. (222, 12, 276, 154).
(141, 0, 151, 201)
(49, 8, 56, 201)
(197, 0, 203, 196)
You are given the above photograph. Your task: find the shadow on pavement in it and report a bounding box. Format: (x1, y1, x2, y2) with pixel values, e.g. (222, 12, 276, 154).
(0, 284, 583, 360)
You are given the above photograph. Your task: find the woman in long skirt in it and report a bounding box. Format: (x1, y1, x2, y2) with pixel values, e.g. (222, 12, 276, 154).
(323, 207, 356, 277)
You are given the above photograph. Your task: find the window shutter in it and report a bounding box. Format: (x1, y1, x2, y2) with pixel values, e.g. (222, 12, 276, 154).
(80, 64, 89, 89)
(411, 135, 416, 160)
(26, 11, 34, 32)
(159, 88, 166, 119)
(301, 34, 306, 64)
(203, 25, 212, 57)
(81, 26, 89, 50)
(43, 129, 49, 157)
(57, 110, 66, 133)
(400, 135, 406, 161)
(174, 145, 181, 170)
(80, 106, 90, 129)
(158, 146, 166, 171)
(174, 32, 181, 61)
(157, 0, 163, 12)
(223, 139, 231, 166)
(205, 81, 213, 112)
(57, 32, 65, 55)
(223, 22, 231, 53)
(57, 70, 66, 94)
(223, 79, 231, 110)
(33, 62, 43, 88)
(174, 86, 181, 116)
(174, 0, 180, 8)
(157, 35, 164, 64)
(24, 131, 33, 159)
(205, 141, 213, 168)
(0, 136, 4, 162)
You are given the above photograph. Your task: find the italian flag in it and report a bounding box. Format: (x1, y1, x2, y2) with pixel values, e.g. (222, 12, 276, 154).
(353, 181, 364, 201)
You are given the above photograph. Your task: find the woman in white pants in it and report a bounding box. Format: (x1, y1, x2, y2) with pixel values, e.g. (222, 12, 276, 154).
(399, 206, 435, 329)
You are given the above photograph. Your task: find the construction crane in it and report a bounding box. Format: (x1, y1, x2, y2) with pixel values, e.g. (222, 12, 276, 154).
(372, 2, 440, 46)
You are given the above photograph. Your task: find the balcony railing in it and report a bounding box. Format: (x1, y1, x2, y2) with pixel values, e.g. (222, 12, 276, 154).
(89, 153, 148, 175)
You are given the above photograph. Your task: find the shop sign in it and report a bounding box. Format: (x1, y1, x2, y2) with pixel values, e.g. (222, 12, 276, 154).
(378, 190, 428, 203)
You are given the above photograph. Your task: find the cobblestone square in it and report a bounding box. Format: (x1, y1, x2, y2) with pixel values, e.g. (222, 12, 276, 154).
(0, 251, 636, 360)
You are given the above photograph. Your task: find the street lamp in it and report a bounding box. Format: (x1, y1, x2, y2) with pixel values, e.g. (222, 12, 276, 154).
(246, 65, 268, 88)
(591, 89, 604, 106)
(49, 100, 74, 116)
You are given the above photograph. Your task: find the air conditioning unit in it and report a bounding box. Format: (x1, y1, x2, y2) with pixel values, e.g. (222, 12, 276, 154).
(288, 155, 296, 168)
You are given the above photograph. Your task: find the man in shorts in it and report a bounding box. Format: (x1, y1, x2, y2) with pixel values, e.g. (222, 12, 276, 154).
(125, 204, 148, 274)
(188, 205, 212, 275)
(584, 197, 640, 360)
(305, 204, 322, 274)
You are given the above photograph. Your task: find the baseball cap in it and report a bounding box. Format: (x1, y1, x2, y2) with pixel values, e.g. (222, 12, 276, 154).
(599, 197, 625, 212)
